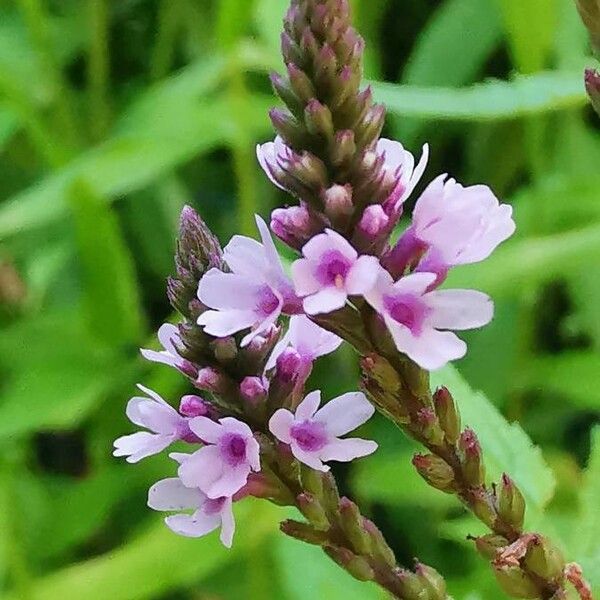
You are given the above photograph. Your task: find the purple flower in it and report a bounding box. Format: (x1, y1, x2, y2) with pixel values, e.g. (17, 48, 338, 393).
(148, 477, 235, 547)
(177, 417, 261, 499)
(410, 175, 515, 270)
(197, 216, 299, 346)
(256, 136, 289, 191)
(269, 390, 377, 471)
(266, 315, 343, 371)
(113, 385, 194, 463)
(141, 323, 189, 372)
(292, 230, 381, 314)
(365, 271, 494, 370)
(378, 139, 429, 216)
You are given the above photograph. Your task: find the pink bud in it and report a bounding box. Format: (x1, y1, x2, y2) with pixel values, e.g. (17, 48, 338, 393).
(271, 205, 324, 250)
(240, 376, 268, 406)
(179, 395, 210, 418)
(276, 347, 304, 383)
(195, 367, 221, 392)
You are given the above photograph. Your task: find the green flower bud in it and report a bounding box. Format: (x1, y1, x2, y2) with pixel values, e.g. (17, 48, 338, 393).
(323, 545, 375, 582)
(415, 562, 448, 599)
(524, 536, 565, 581)
(498, 474, 526, 532)
(493, 565, 541, 599)
(338, 497, 371, 555)
(280, 519, 329, 545)
(433, 386, 461, 444)
(459, 429, 486, 487)
(472, 534, 509, 560)
(412, 453, 456, 493)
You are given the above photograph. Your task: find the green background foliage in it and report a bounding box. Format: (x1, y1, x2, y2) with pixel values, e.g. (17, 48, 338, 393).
(0, 0, 598, 598)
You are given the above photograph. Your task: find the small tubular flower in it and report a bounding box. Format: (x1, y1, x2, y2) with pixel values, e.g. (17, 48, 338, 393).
(148, 477, 235, 547)
(140, 323, 192, 373)
(265, 315, 343, 371)
(177, 417, 261, 499)
(269, 390, 378, 471)
(256, 136, 289, 191)
(292, 229, 381, 314)
(365, 271, 494, 371)
(378, 139, 429, 216)
(197, 216, 299, 346)
(113, 385, 194, 463)
(410, 175, 515, 271)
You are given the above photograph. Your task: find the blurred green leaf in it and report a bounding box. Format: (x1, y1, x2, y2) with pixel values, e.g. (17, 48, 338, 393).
(431, 366, 556, 521)
(495, 0, 557, 73)
(254, 0, 288, 58)
(577, 428, 600, 559)
(518, 353, 600, 409)
(2, 499, 281, 600)
(0, 106, 18, 148)
(373, 71, 586, 121)
(69, 181, 144, 346)
(396, 0, 503, 142)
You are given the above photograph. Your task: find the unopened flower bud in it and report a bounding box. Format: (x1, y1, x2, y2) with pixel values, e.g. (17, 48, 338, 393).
(355, 103, 385, 149)
(357, 205, 389, 239)
(287, 63, 316, 104)
(585, 68, 600, 117)
(195, 366, 229, 395)
(339, 497, 371, 554)
(315, 44, 338, 92)
(523, 535, 565, 581)
(179, 395, 210, 418)
(472, 534, 509, 560)
(433, 386, 461, 445)
(281, 519, 329, 545)
(240, 376, 268, 408)
(323, 184, 353, 224)
(493, 565, 541, 599)
(470, 487, 498, 528)
(271, 205, 324, 250)
(412, 453, 455, 493)
(415, 408, 445, 445)
(415, 562, 447, 600)
(211, 336, 238, 362)
(323, 545, 375, 582)
(498, 474, 526, 532)
(305, 99, 334, 139)
(276, 347, 303, 383)
(270, 108, 308, 149)
(396, 570, 426, 600)
(363, 519, 396, 567)
(330, 129, 356, 167)
(297, 492, 329, 528)
(459, 429, 486, 487)
(270, 72, 303, 118)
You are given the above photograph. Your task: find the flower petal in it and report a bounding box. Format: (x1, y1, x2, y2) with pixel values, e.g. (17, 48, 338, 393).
(290, 444, 329, 471)
(218, 497, 236, 548)
(165, 511, 220, 538)
(189, 416, 223, 443)
(197, 308, 259, 338)
(303, 287, 347, 315)
(288, 315, 342, 360)
(113, 432, 173, 463)
(157, 323, 180, 354)
(320, 438, 378, 462)
(345, 255, 380, 295)
(178, 445, 224, 490)
(296, 390, 322, 419)
(314, 392, 374, 436)
(268, 409, 294, 443)
(206, 464, 251, 499)
(148, 478, 205, 511)
(291, 258, 321, 296)
(198, 270, 262, 310)
(426, 289, 494, 330)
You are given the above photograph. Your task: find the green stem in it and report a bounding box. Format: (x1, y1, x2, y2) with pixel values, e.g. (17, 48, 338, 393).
(88, 0, 111, 141)
(150, 0, 183, 81)
(17, 0, 81, 149)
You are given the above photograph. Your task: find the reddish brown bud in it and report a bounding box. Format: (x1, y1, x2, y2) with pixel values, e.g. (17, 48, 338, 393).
(459, 429, 486, 487)
(585, 68, 600, 117)
(433, 386, 461, 444)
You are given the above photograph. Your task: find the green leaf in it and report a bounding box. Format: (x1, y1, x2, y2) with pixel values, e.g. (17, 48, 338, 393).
(430, 366, 556, 521)
(372, 70, 586, 121)
(577, 427, 600, 560)
(275, 533, 386, 600)
(1, 499, 281, 600)
(395, 0, 503, 142)
(0, 104, 18, 148)
(517, 353, 600, 410)
(495, 0, 558, 73)
(68, 180, 144, 346)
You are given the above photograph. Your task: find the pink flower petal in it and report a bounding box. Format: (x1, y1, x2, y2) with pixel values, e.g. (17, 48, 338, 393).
(314, 392, 374, 436)
(218, 497, 236, 548)
(197, 308, 259, 338)
(113, 432, 173, 463)
(198, 270, 262, 310)
(289, 315, 342, 359)
(296, 390, 322, 419)
(206, 464, 251, 499)
(178, 445, 224, 490)
(320, 438, 378, 462)
(268, 409, 294, 443)
(345, 255, 380, 295)
(303, 287, 347, 315)
(291, 258, 321, 296)
(256, 140, 286, 190)
(157, 323, 180, 355)
(189, 416, 223, 443)
(148, 478, 205, 511)
(390, 272, 437, 296)
(140, 348, 179, 369)
(426, 289, 493, 330)
(290, 444, 329, 471)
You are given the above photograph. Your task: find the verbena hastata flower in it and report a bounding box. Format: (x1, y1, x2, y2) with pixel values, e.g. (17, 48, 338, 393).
(292, 230, 380, 314)
(197, 216, 299, 346)
(365, 271, 493, 370)
(113, 385, 197, 463)
(256, 136, 288, 191)
(389, 175, 515, 278)
(148, 477, 235, 547)
(269, 390, 377, 471)
(140, 323, 189, 372)
(178, 417, 260, 498)
(265, 315, 342, 371)
(377, 139, 429, 217)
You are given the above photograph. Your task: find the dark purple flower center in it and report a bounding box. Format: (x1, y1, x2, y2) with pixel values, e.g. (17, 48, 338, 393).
(256, 285, 280, 316)
(383, 294, 429, 335)
(203, 496, 227, 515)
(220, 433, 248, 467)
(315, 250, 352, 288)
(290, 420, 328, 452)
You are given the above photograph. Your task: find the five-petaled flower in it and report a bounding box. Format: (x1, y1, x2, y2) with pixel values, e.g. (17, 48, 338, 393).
(148, 477, 236, 547)
(269, 390, 378, 471)
(365, 271, 494, 370)
(292, 229, 380, 314)
(113, 385, 196, 463)
(197, 216, 300, 346)
(177, 417, 261, 499)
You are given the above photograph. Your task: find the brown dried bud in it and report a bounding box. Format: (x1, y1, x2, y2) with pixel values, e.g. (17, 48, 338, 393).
(498, 474, 526, 532)
(412, 454, 456, 493)
(433, 386, 461, 444)
(459, 429, 486, 487)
